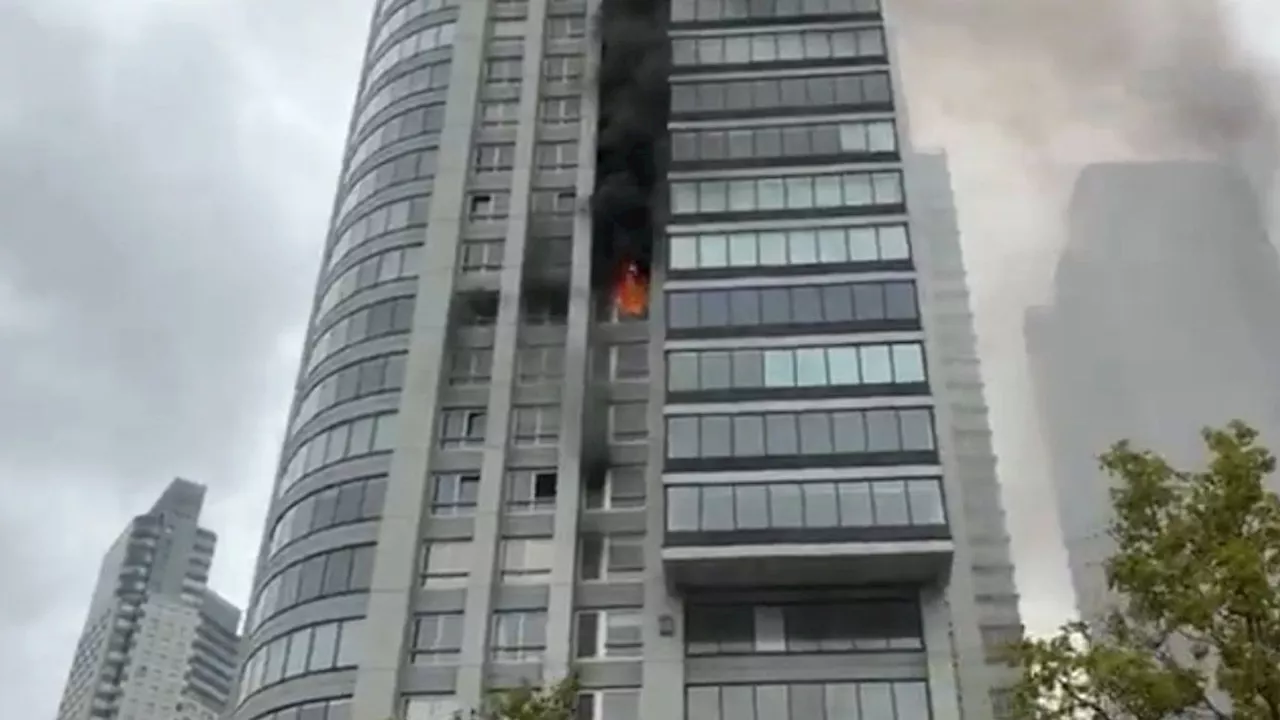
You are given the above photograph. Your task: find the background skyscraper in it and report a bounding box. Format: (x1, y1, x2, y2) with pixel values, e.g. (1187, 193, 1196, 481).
(1026, 160, 1280, 625)
(54, 478, 242, 720)
(230, 2, 1021, 719)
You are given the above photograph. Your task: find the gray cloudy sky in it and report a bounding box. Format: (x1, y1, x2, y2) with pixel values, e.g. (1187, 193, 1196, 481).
(1, 0, 1278, 717)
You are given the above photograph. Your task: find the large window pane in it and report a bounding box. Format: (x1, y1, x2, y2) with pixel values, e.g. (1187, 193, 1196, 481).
(667, 417, 700, 458)
(668, 486, 701, 531)
(898, 408, 936, 450)
(735, 485, 770, 528)
(765, 413, 799, 455)
(700, 416, 732, 457)
(763, 350, 795, 387)
(907, 479, 946, 524)
(892, 343, 925, 382)
(733, 415, 767, 456)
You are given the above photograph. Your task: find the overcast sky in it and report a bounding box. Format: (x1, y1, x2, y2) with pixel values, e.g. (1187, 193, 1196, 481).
(1, 0, 1278, 717)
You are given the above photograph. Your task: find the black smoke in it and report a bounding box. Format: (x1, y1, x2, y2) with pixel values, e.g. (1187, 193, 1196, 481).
(590, 0, 670, 288)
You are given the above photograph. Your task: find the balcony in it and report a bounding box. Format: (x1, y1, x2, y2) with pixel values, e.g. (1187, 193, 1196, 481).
(662, 477, 953, 587)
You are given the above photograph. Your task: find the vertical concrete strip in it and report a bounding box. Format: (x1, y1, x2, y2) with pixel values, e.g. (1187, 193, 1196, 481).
(542, 0, 601, 682)
(455, 0, 551, 708)
(350, 3, 491, 719)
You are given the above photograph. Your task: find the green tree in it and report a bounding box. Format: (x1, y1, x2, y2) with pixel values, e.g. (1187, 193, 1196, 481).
(475, 675, 580, 720)
(1010, 421, 1280, 719)
(390, 676, 581, 720)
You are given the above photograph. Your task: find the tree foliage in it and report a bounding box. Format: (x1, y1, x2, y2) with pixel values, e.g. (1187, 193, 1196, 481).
(1010, 421, 1280, 719)
(477, 675, 580, 720)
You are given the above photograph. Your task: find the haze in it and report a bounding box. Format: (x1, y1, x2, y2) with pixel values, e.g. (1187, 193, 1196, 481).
(1, 0, 1278, 716)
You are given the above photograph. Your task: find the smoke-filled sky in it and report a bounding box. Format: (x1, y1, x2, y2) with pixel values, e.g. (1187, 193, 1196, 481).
(0, 0, 1277, 716)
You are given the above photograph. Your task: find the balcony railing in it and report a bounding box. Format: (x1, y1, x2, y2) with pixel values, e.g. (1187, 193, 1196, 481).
(662, 478, 953, 587)
(666, 477, 947, 544)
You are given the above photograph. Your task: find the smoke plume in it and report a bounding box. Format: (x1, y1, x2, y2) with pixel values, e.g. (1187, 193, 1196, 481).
(893, 0, 1279, 196)
(590, 0, 669, 288)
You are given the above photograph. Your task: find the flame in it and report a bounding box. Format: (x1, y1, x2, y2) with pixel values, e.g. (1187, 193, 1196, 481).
(614, 261, 649, 317)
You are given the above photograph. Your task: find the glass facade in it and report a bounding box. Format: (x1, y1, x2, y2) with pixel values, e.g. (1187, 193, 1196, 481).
(229, 2, 1021, 720)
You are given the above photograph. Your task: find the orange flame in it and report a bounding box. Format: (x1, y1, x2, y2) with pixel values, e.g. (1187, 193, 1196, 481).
(614, 261, 649, 317)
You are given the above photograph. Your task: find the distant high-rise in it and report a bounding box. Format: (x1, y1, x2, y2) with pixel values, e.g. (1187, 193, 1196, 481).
(228, 2, 1022, 720)
(54, 479, 242, 720)
(1026, 160, 1280, 624)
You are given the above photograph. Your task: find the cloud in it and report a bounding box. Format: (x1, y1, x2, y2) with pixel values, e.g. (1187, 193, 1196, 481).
(0, 0, 367, 715)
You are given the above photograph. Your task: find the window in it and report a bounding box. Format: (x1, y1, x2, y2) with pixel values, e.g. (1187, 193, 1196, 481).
(468, 192, 511, 220)
(347, 154, 437, 218)
(318, 244, 422, 316)
(366, 22, 457, 86)
(530, 188, 577, 215)
(421, 541, 471, 587)
(609, 403, 648, 443)
(576, 609, 643, 658)
(512, 405, 560, 446)
(665, 281, 918, 335)
(685, 598, 922, 655)
(354, 59, 452, 132)
(491, 19, 527, 37)
(448, 346, 494, 385)
(485, 58, 523, 85)
(481, 99, 520, 127)
(664, 407, 937, 465)
(668, 223, 909, 271)
(546, 15, 586, 38)
(293, 352, 408, 431)
(669, 72, 891, 118)
(669, 170, 903, 217)
(404, 696, 462, 720)
(683, 681, 928, 720)
(610, 344, 648, 380)
(268, 476, 387, 556)
(461, 239, 505, 273)
(543, 54, 584, 81)
(431, 473, 479, 516)
(981, 624, 1024, 661)
(492, 611, 547, 662)
(237, 618, 363, 700)
(665, 478, 947, 533)
(327, 196, 431, 272)
(672, 27, 885, 67)
(248, 546, 376, 629)
(579, 534, 644, 581)
(667, 342, 926, 395)
(506, 469, 558, 512)
(541, 97, 581, 126)
(347, 101, 447, 173)
(671, 0, 881, 22)
(671, 120, 896, 167)
(410, 613, 464, 664)
(584, 466, 646, 510)
(460, 293, 500, 326)
(372, 0, 461, 50)
(523, 291, 568, 324)
(517, 345, 565, 383)
(474, 143, 516, 173)
(500, 538, 554, 582)
(279, 412, 400, 494)
(306, 296, 417, 371)
(577, 690, 640, 720)
(439, 408, 487, 448)
(535, 140, 579, 170)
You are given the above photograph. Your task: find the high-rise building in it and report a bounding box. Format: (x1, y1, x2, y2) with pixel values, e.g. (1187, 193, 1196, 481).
(230, 2, 1021, 720)
(1026, 160, 1280, 625)
(54, 478, 242, 720)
